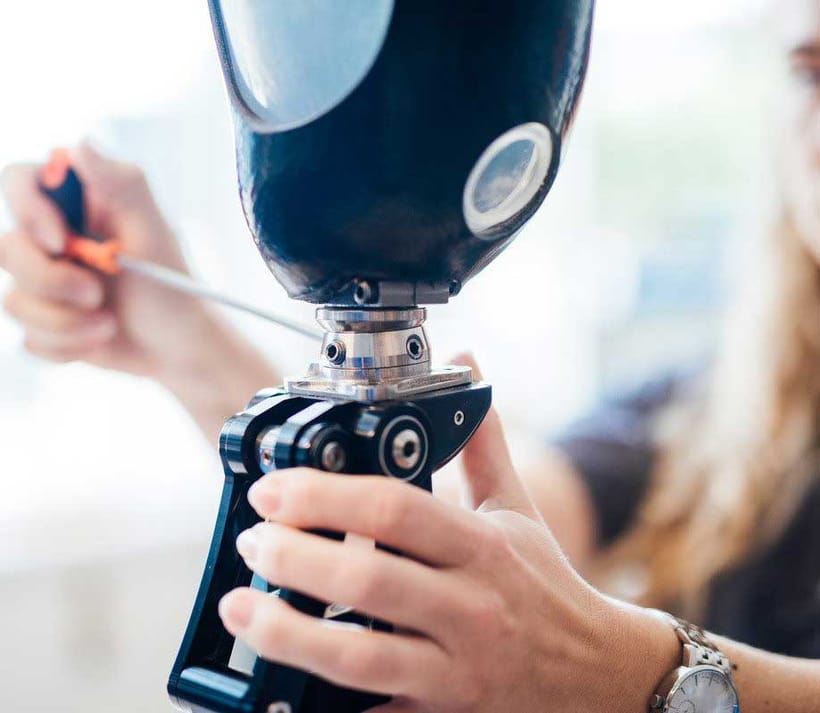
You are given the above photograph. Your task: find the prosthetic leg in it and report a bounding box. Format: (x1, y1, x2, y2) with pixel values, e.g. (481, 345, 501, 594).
(168, 2, 593, 710)
(168, 307, 491, 713)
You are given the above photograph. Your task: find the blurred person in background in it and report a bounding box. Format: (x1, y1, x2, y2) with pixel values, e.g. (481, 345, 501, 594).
(1, 1, 819, 711)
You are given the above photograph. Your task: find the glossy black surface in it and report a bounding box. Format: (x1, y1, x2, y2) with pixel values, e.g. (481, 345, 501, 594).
(214, 0, 594, 303)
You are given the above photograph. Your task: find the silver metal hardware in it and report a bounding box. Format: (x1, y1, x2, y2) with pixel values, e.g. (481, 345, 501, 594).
(391, 429, 422, 470)
(670, 615, 733, 676)
(347, 281, 452, 307)
(320, 441, 347, 472)
(648, 611, 738, 712)
(325, 602, 355, 619)
(287, 365, 472, 401)
(378, 415, 428, 480)
(406, 335, 424, 360)
(324, 340, 346, 365)
(316, 307, 426, 333)
(256, 426, 281, 473)
(285, 307, 473, 401)
(267, 703, 292, 713)
(454, 410, 465, 425)
(353, 280, 374, 305)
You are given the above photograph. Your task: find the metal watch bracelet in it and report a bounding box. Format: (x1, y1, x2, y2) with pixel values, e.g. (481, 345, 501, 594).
(648, 610, 736, 711)
(665, 613, 733, 676)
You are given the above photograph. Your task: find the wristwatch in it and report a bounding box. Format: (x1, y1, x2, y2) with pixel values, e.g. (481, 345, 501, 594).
(649, 611, 740, 713)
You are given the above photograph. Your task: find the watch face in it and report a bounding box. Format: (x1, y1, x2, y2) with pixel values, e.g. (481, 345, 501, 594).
(666, 666, 739, 713)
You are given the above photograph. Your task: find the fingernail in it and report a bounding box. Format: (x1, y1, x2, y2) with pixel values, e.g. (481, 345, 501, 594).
(219, 590, 253, 630)
(236, 528, 258, 562)
(248, 479, 281, 515)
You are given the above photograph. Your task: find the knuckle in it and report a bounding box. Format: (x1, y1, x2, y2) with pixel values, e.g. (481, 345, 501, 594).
(122, 161, 145, 182)
(256, 606, 289, 655)
(336, 645, 383, 683)
(467, 591, 510, 635)
(42, 306, 81, 333)
(0, 163, 21, 193)
(2, 289, 20, 318)
(21, 337, 42, 358)
(477, 523, 512, 562)
(286, 473, 321, 511)
(46, 261, 75, 286)
(371, 490, 411, 539)
(50, 266, 91, 300)
(257, 526, 290, 576)
(0, 231, 18, 268)
(21, 337, 73, 363)
(345, 562, 383, 608)
(118, 162, 148, 193)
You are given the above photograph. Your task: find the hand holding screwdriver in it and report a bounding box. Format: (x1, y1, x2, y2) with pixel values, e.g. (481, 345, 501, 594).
(0, 143, 199, 375)
(38, 148, 321, 339)
(0, 143, 281, 439)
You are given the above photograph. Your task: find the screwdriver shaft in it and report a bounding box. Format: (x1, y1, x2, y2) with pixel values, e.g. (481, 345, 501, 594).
(117, 254, 324, 341)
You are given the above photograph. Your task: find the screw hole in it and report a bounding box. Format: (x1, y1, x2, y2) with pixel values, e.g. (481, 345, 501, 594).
(324, 340, 346, 365)
(354, 281, 373, 305)
(406, 335, 424, 360)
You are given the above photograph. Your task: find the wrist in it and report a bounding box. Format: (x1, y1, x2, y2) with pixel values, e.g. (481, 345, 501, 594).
(155, 309, 279, 440)
(591, 597, 680, 713)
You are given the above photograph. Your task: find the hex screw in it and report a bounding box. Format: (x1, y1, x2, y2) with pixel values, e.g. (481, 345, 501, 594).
(267, 704, 292, 713)
(324, 340, 346, 365)
(391, 428, 422, 470)
(354, 280, 373, 305)
(406, 335, 424, 360)
(320, 441, 347, 472)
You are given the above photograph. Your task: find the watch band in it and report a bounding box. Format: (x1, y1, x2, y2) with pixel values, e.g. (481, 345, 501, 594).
(648, 610, 737, 712)
(665, 613, 733, 676)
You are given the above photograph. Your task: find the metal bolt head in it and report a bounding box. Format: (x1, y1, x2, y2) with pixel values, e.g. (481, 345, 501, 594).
(256, 426, 281, 473)
(405, 335, 424, 360)
(267, 704, 292, 713)
(391, 428, 422, 470)
(353, 280, 373, 305)
(320, 441, 347, 472)
(324, 340, 346, 365)
(454, 410, 465, 426)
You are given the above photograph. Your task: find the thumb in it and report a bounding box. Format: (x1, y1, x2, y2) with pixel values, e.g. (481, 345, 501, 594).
(448, 353, 536, 517)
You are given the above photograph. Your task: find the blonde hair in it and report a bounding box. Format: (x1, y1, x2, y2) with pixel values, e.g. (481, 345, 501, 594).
(602, 204, 820, 617)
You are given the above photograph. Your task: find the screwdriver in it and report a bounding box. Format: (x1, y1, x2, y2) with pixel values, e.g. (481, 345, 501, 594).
(37, 149, 323, 342)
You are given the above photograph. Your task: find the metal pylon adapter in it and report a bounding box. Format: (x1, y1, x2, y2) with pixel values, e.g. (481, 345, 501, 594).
(285, 307, 471, 402)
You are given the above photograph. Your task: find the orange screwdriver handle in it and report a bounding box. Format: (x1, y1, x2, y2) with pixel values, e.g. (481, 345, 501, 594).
(38, 148, 122, 275)
(64, 236, 121, 275)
